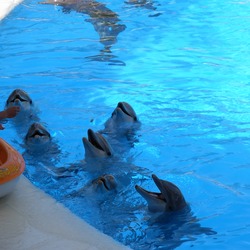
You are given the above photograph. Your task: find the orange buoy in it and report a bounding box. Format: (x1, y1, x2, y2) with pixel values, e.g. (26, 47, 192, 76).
(0, 138, 25, 197)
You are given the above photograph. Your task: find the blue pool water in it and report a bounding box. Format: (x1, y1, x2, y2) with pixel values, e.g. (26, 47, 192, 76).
(1, 0, 250, 249)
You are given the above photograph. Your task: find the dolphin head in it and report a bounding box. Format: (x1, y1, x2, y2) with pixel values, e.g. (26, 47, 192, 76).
(25, 122, 51, 146)
(82, 129, 113, 158)
(92, 174, 117, 193)
(5, 89, 33, 111)
(111, 102, 138, 123)
(104, 102, 139, 132)
(135, 174, 187, 213)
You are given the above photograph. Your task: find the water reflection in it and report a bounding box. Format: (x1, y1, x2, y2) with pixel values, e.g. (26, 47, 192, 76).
(40, 0, 126, 64)
(124, 0, 162, 17)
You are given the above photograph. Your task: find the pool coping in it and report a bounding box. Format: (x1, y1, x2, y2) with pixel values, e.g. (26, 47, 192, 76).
(0, 175, 130, 250)
(0, 0, 24, 21)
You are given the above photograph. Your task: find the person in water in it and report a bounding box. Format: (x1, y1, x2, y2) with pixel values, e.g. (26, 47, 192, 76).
(0, 106, 20, 130)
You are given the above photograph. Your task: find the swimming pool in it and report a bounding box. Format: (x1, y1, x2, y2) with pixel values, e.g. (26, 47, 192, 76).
(1, 0, 250, 249)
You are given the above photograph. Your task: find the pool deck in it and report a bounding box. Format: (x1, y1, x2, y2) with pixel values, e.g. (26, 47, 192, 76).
(0, 0, 23, 20)
(0, 3, 130, 250)
(0, 176, 129, 250)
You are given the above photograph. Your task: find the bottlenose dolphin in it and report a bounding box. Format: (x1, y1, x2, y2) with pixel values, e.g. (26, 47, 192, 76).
(104, 102, 140, 132)
(135, 174, 187, 213)
(25, 122, 51, 147)
(67, 174, 117, 197)
(5, 89, 39, 136)
(39, 0, 126, 50)
(82, 128, 113, 158)
(91, 174, 117, 192)
(5, 89, 33, 112)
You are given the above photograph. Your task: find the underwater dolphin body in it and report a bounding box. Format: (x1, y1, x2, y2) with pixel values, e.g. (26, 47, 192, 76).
(104, 102, 140, 132)
(82, 128, 113, 158)
(5, 89, 33, 112)
(135, 174, 187, 213)
(25, 122, 51, 147)
(39, 0, 126, 49)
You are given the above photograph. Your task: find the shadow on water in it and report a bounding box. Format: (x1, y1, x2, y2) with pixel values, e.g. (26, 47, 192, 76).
(39, 0, 126, 65)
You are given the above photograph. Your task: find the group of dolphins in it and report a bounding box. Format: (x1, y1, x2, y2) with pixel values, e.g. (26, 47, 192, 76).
(5, 88, 187, 214)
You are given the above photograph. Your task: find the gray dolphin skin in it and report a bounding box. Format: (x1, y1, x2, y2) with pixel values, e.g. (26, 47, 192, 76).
(82, 128, 113, 158)
(114, 102, 138, 122)
(91, 174, 117, 192)
(135, 174, 187, 213)
(5, 89, 33, 111)
(25, 122, 51, 146)
(104, 102, 139, 130)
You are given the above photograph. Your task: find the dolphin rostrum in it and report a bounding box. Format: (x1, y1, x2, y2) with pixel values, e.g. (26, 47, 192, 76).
(91, 174, 117, 192)
(25, 122, 51, 146)
(82, 128, 113, 158)
(104, 101, 140, 132)
(5, 89, 33, 111)
(135, 174, 187, 213)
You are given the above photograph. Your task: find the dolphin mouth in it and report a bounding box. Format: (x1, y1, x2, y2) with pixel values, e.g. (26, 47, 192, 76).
(116, 102, 138, 121)
(87, 129, 112, 156)
(112, 102, 138, 121)
(94, 176, 111, 190)
(92, 174, 117, 191)
(135, 185, 166, 201)
(29, 129, 48, 138)
(7, 89, 32, 105)
(26, 123, 51, 140)
(9, 94, 31, 103)
(100, 177, 110, 190)
(135, 174, 187, 212)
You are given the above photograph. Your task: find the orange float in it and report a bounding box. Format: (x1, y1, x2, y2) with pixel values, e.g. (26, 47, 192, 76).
(0, 138, 25, 198)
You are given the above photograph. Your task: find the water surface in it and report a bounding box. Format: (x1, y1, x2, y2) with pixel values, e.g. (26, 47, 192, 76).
(1, 0, 250, 249)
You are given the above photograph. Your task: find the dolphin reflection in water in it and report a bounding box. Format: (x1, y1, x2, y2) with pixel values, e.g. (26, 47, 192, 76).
(39, 0, 126, 64)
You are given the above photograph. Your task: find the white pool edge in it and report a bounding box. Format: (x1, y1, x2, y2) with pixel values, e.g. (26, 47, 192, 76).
(0, 0, 24, 21)
(0, 175, 130, 250)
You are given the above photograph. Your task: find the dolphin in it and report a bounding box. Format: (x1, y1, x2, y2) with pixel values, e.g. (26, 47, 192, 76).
(5, 89, 33, 112)
(25, 122, 51, 146)
(91, 174, 117, 193)
(67, 174, 117, 197)
(104, 102, 140, 131)
(135, 174, 187, 213)
(82, 129, 113, 158)
(39, 0, 126, 49)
